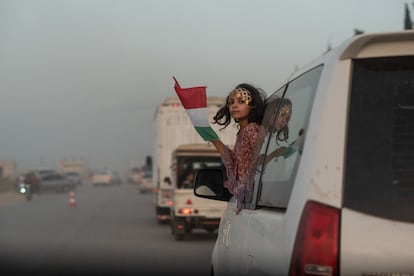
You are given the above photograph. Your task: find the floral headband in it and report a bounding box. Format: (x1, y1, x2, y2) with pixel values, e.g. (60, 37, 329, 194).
(278, 104, 292, 116)
(228, 87, 252, 105)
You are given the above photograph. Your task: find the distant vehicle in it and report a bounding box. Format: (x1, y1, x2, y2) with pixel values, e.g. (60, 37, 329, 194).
(23, 172, 41, 194)
(34, 168, 56, 177)
(194, 31, 414, 275)
(127, 167, 141, 184)
(17, 176, 32, 201)
(92, 170, 122, 186)
(25, 168, 58, 194)
(169, 143, 228, 241)
(64, 172, 83, 186)
(39, 173, 73, 193)
(138, 169, 152, 193)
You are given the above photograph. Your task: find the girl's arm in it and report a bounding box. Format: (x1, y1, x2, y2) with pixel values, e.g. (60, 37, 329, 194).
(209, 139, 227, 161)
(264, 146, 286, 165)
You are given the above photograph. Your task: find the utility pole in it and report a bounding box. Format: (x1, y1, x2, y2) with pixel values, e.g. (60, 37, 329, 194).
(404, 2, 413, 30)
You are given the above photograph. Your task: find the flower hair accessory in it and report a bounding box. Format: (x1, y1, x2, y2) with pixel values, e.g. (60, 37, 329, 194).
(279, 104, 292, 116)
(228, 87, 252, 105)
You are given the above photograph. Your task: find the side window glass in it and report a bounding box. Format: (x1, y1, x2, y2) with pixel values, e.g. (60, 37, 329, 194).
(257, 66, 323, 208)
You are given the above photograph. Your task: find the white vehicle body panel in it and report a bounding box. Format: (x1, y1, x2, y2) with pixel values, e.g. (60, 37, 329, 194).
(173, 189, 227, 219)
(341, 209, 414, 274)
(209, 31, 414, 275)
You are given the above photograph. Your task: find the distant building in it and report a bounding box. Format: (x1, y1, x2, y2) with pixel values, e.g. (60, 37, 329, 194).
(58, 159, 87, 176)
(0, 160, 17, 178)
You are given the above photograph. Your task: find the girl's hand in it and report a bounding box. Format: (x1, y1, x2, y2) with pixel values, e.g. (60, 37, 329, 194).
(272, 146, 287, 158)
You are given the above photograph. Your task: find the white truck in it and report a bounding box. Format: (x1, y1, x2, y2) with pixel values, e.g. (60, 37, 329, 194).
(152, 95, 237, 224)
(170, 143, 228, 240)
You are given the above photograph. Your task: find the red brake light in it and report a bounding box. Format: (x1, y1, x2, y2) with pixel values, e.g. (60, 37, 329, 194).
(289, 201, 340, 276)
(180, 208, 192, 215)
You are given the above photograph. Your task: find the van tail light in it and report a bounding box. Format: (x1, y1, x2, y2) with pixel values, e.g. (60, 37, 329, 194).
(289, 201, 340, 276)
(179, 208, 192, 215)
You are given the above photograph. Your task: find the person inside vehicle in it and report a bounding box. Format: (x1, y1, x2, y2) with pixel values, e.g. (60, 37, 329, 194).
(261, 97, 293, 165)
(181, 170, 196, 189)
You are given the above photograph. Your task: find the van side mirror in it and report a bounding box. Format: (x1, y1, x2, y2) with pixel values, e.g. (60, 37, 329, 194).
(194, 168, 232, 202)
(163, 177, 171, 185)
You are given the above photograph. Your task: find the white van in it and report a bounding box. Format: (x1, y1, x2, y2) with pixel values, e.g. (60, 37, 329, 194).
(194, 31, 414, 276)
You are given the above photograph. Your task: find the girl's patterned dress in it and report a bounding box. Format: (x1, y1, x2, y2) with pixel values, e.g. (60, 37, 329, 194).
(223, 122, 265, 213)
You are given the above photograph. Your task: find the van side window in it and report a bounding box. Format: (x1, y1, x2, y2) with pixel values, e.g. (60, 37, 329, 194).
(257, 66, 323, 208)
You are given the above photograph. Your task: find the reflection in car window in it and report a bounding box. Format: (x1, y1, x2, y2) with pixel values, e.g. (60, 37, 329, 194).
(257, 65, 323, 208)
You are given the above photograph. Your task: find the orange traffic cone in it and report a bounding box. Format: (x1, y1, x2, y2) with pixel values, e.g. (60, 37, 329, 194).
(69, 190, 77, 208)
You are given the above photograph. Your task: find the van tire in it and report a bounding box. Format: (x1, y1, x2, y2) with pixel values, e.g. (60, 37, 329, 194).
(174, 232, 184, 241)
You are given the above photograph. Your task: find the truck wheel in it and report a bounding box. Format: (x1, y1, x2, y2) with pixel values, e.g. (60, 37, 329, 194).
(173, 218, 185, 240)
(170, 218, 175, 235)
(175, 232, 184, 241)
(185, 226, 192, 234)
(206, 227, 217, 233)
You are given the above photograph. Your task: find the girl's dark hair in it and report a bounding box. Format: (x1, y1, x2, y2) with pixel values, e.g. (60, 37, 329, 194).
(213, 83, 266, 130)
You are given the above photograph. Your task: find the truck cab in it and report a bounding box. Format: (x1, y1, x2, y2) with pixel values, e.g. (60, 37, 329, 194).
(170, 143, 228, 241)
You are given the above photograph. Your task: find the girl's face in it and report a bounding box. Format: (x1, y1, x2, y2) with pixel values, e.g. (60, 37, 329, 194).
(275, 104, 291, 131)
(228, 89, 252, 124)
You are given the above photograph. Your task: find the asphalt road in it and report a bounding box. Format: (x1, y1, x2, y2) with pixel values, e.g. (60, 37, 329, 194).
(0, 182, 217, 276)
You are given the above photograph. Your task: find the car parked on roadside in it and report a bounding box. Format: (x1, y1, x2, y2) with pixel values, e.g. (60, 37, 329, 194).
(39, 173, 73, 193)
(194, 31, 414, 275)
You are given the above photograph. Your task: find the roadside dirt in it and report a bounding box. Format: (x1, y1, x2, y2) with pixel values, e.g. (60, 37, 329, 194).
(0, 190, 25, 207)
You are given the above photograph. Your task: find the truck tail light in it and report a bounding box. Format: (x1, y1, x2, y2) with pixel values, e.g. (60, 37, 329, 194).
(179, 208, 192, 215)
(289, 201, 340, 276)
(185, 198, 193, 205)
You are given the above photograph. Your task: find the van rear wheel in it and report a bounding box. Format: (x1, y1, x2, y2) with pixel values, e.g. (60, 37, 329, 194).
(206, 228, 216, 233)
(174, 232, 184, 241)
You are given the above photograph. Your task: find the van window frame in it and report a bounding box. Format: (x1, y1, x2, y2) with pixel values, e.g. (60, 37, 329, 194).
(250, 65, 324, 210)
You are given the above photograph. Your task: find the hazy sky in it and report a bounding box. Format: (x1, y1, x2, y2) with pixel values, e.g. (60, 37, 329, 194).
(0, 0, 411, 172)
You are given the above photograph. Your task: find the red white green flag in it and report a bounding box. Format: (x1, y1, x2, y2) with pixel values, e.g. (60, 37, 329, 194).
(173, 77, 219, 141)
